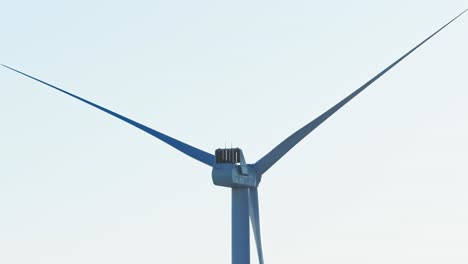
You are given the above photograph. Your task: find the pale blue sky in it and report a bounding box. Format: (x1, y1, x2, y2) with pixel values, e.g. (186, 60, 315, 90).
(1, 1, 467, 263)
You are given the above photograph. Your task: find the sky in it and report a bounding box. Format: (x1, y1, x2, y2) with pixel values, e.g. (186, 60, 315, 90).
(1, 1, 467, 263)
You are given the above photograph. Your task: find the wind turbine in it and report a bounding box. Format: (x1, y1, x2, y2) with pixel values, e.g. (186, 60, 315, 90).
(3, 9, 466, 264)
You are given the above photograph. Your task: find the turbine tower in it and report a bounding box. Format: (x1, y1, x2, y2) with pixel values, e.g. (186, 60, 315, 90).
(3, 9, 466, 264)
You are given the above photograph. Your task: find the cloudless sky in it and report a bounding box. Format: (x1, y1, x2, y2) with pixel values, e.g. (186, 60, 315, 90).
(1, 1, 467, 263)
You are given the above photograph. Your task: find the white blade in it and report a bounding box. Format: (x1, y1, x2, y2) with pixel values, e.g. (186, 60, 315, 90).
(249, 187, 264, 264)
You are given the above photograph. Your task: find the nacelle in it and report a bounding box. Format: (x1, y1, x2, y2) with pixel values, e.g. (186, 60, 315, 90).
(212, 164, 258, 188)
(211, 148, 260, 188)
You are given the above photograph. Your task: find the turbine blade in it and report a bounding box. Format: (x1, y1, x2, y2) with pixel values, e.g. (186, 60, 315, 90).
(2, 65, 215, 167)
(253, 9, 468, 175)
(249, 187, 264, 264)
